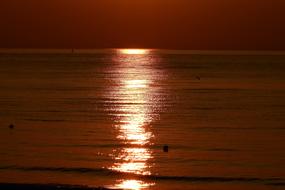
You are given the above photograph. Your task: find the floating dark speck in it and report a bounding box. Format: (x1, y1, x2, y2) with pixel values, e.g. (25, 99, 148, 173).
(163, 145, 169, 152)
(9, 124, 14, 129)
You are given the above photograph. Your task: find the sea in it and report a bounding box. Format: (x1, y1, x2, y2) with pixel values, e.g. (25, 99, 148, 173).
(0, 49, 285, 190)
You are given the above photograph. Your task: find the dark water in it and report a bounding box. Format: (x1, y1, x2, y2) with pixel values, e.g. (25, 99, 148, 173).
(0, 50, 285, 190)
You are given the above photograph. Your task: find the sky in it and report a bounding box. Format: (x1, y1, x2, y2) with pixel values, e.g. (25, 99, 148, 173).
(0, 0, 285, 50)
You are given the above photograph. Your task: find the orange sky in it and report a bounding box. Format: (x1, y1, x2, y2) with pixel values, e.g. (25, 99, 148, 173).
(0, 0, 285, 50)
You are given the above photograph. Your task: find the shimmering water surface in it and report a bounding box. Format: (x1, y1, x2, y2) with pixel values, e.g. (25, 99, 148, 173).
(0, 50, 285, 190)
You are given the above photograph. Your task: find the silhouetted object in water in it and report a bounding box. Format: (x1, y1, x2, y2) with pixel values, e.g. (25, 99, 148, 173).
(9, 124, 14, 129)
(163, 145, 169, 152)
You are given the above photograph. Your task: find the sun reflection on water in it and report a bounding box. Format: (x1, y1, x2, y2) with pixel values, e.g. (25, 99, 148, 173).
(120, 49, 149, 55)
(125, 79, 149, 89)
(112, 147, 152, 175)
(106, 49, 163, 189)
(116, 180, 155, 190)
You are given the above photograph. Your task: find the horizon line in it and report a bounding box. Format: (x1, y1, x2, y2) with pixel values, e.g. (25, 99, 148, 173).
(1, 48, 285, 55)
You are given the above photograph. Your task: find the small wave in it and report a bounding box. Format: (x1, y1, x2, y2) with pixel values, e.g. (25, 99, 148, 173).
(0, 183, 110, 190)
(0, 166, 108, 174)
(0, 166, 284, 186)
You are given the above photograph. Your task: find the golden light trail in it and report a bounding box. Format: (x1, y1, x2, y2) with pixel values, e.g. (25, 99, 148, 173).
(125, 79, 149, 89)
(110, 76, 153, 176)
(120, 49, 149, 55)
(115, 180, 155, 190)
(106, 50, 161, 189)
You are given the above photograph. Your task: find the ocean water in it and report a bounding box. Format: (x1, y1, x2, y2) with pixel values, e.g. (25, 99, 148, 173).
(0, 49, 285, 190)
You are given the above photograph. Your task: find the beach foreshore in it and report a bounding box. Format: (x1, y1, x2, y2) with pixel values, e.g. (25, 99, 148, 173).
(0, 183, 117, 190)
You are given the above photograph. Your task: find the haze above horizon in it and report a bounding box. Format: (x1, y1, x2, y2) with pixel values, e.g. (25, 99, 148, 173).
(0, 0, 285, 50)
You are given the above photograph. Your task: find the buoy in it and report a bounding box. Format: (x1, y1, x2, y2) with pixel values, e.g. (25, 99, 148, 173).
(163, 145, 169, 152)
(9, 124, 14, 129)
